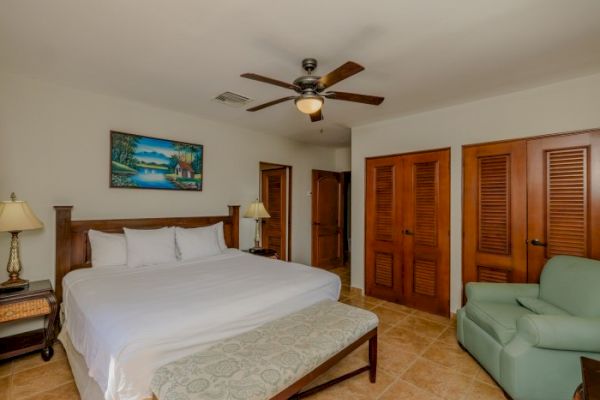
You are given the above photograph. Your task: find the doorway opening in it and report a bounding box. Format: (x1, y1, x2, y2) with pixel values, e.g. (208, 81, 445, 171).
(259, 162, 292, 261)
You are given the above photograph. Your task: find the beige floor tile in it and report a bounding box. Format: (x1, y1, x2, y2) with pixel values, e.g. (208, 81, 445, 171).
(422, 342, 480, 376)
(474, 365, 498, 386)
(11, 358, 74, 400)
(383, 326, 436, 355)
(0, 360, 12, 378)
(23, 381, 81, 400)
(402, 358, 473, 399)
(0, 375, 11, 399)
(379, 379, 444, 400)
(12, 344, 66, 373)
(378, 301, 415, 315)
(341, 296, 381, 310)
(377, 338, 419, 375)
(435, 327, 461, 349)
(331, 367, 396, 400)
(394, 315, 448, 339)
(464, 380, 506, 400)
(371, 305, 409, 328)
(412, 310, 452, 326)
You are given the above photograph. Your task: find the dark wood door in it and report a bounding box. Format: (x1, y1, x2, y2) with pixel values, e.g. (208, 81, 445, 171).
(402, 149, 450, 316)
(526, 131, 600, 282)
(365, 156, 404, 302)
(463, 140, 528, 284)
(311, 170, 343, 269)
(261, 168, 287, 260)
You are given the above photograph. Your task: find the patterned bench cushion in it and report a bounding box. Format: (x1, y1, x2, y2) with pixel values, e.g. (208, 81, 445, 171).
(151, 300, 378, 400)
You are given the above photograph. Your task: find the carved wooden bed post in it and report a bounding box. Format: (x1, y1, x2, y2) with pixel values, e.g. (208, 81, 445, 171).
(54, 206, 73, 305)
(228, 205, 240, 249)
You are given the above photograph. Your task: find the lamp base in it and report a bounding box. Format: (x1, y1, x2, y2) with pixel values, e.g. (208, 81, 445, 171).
(1, 276, 29, 289)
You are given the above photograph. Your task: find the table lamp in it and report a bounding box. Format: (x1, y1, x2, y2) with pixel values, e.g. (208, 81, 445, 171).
(243, 199, 270, 250)
(0, 193, 43, 288)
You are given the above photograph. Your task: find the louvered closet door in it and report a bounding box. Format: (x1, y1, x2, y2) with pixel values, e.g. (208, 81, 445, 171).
(526, 131, 600, 282)
(365, 156, 403, 302)
(463, 141, 528, 284)
(261, 168, 287, 260)
(402, 149, 450, 316)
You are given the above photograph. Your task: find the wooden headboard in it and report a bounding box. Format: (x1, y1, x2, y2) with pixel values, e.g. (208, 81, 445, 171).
(54, 205, 240, 304)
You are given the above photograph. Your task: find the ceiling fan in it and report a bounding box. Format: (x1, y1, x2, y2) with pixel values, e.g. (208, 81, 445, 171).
(241, 58, 384, 122)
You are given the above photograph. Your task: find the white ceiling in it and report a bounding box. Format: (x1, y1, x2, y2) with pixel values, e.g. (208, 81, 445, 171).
(1, 0, 600, 146)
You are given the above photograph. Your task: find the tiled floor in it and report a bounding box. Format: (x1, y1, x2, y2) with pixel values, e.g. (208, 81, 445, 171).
(0, 266, 505, 400)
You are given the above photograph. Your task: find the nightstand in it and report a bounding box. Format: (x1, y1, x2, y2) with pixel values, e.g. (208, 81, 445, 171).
(243, 248, 280, 259)
(0, 280, 58, 362)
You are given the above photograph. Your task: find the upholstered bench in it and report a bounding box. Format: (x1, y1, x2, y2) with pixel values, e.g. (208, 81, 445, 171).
(151, 300, 378, 400)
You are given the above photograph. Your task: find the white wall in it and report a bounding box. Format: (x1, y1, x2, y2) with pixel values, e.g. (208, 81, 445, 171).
(334, 147, 351, 171)
(0, 72, 339, 289)
(351, 72, 600, 312)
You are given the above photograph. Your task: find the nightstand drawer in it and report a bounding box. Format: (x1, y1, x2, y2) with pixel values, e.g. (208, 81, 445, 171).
(0, 298, 50, 323)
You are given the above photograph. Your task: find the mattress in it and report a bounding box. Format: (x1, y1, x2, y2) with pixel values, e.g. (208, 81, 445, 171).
(62, 249, 341, 400)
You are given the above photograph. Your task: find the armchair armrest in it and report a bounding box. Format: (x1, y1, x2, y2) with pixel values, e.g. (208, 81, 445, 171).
(517, 315, 600, 352)
(465, 282, 539, 303)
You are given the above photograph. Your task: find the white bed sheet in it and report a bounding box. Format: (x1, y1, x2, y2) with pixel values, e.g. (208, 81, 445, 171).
(63, 249, 341, 400)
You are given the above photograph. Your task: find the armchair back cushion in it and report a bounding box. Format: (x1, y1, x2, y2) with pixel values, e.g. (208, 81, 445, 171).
(540, 256, 600, 317)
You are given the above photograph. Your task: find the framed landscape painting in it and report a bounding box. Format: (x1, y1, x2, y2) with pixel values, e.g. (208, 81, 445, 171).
(110, 131, 203, 191)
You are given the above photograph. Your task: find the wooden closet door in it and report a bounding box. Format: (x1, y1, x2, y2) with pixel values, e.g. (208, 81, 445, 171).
(463, 140, 528, 284)
(365, 156, 404, 302)
(526, 131, 600, 282)
(261, 168, 287, 260)
(402, 149, 450, 316)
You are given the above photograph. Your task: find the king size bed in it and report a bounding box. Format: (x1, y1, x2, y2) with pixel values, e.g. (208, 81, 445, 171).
(54, 206, 341, 400)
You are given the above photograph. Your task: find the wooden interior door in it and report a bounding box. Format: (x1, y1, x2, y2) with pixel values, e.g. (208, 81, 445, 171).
(526, 131, 600, 282)
(365, 156, 404, 302)
(311, 170, 343, 269)
(463, 140, 528, 284)
(261, 168, 287, 260)
(402, 149, 450, 316)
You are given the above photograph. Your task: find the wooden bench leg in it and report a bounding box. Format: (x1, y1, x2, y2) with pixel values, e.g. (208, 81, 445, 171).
(369, 333, 377, 383)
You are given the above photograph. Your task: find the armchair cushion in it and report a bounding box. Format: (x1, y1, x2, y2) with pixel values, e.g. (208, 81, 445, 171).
(465, 282, 539, 303)
(517, 314, 600, 352)
(516, 297, 570, 316)
(465, 301, 531, 345)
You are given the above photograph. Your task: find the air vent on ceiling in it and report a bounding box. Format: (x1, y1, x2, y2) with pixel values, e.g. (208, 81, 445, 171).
(213, 92, 253, 108)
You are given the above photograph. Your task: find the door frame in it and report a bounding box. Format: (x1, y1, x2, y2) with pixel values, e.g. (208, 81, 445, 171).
(260, 162, 292, 261)
(311, 169, 345, 268)
(364, 147, 451, 316)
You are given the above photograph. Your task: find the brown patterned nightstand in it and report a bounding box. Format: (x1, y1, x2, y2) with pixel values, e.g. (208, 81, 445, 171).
(243, 248, 280, 260)
(0, 280, 58, 361)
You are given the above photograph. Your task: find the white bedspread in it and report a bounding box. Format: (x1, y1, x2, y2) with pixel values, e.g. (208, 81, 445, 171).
(62, 249, 341, 400)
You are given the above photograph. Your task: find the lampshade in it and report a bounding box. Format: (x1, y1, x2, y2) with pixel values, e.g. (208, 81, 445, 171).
(243, 200, 271, 219)
(0, 194, 43, 232)
(295, 95, 323, 114)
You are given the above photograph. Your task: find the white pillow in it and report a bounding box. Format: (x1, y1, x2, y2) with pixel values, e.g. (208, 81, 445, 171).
(124, 227, 177, 268)
(88, 230, 127, 267)
(214, 221, 227, 251)
(175, 226, 223, 261)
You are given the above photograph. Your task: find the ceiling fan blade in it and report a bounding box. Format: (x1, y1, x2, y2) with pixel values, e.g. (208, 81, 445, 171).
(246, 96, 296, 112)
(241, 73, 300, 91)
(317, 61, 364, 90)
(324, 91, 384, 105)
(310, 109, 323, 122)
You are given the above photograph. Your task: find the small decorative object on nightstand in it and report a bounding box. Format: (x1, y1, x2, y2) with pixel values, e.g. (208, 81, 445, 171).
(243, 199, 270, 251)
(0, 192, 44, 289)
(0, 280, 58, 361)
(243, 248, 279, 260)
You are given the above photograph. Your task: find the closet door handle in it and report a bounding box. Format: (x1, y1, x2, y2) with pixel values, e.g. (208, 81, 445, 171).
(529, 239, 547, 247)
(404, 229, 414, 236)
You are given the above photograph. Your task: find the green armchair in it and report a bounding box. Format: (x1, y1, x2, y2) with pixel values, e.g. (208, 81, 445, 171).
(457, 256, 600, 400)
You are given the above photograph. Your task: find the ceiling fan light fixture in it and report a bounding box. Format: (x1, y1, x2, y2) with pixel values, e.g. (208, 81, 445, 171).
(295, 95, 323, 114)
